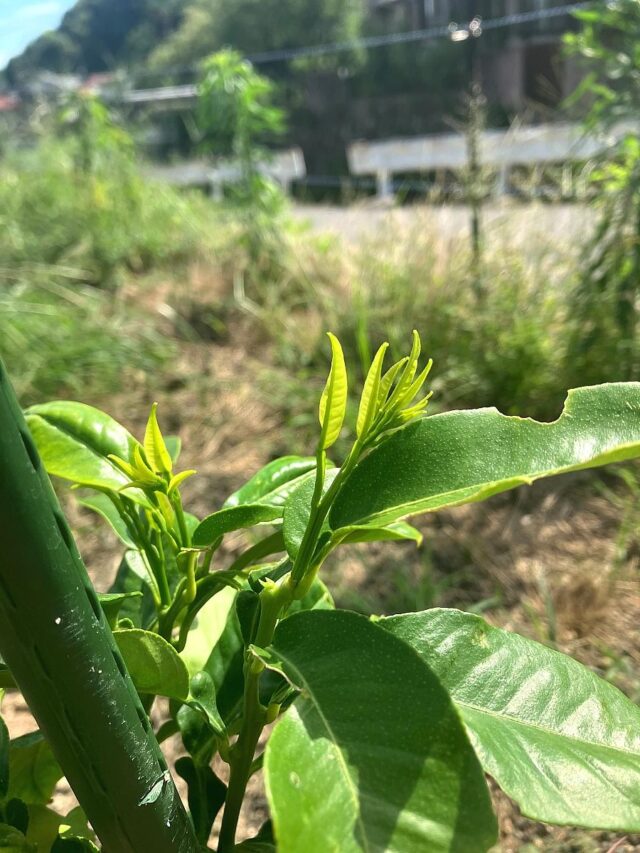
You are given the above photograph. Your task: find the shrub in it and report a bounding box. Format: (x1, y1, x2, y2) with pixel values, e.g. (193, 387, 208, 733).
(1, 333, 640, 850)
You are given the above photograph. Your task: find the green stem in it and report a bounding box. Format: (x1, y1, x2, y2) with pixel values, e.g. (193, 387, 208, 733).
(150, 532, 172, 609)
(290, 442, 362, 591)
(176, 532, 286, 651)
(217, 581, 292, 853)
(158, 577, 188, 641)
(217, 667, 263, 853)
(121, 505, 163, 607)
(172, 491, 190, 547)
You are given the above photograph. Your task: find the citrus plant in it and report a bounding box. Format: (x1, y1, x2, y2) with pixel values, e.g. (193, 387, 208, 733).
(2, 332, 640, 851)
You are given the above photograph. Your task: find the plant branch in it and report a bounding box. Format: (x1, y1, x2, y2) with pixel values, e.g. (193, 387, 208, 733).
(217, 580, 292, 852)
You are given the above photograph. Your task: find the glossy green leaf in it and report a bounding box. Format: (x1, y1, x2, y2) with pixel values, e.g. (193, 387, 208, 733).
(25, 402, 142, 496)
(0, 717, 8, 800)
(382, 609, 640, 831)
(187, 671, 225, 739)
(224, 457, 317, 508)
(143, 403, 173, 476)
(180, 587, 237, 678)
(181, 576, 334, 729)
(192, 505, 282, 548)
(331, 383, 640, 530)
(283, 469, 339, 559)
(263, 610, 496, 853)
(175, 701, 217, 768)
(180, 587, 244, 725)
(114, 628, 189, 701)
(59, 806, 94, 842)
(318, 333, 348, 450)
(77, 493, 136, 547)
(336, 520, 423, 546)
(356, 342, 388, 438)
(24, 805, 61, 850)
(8, 733, 62, 805)
(377, 358, 407, 407)
(386, 329, 421, 409)
(175, 757, 226, 845)
(97, 592, 143, 628)
(168, 470, 197, 494)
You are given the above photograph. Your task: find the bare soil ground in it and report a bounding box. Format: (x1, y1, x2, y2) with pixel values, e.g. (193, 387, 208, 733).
(4, 202, 640, 851)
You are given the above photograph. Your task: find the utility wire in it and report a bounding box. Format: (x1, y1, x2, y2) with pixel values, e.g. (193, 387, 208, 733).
(249, 2, 591, 64)
(130, 1, 591, 82)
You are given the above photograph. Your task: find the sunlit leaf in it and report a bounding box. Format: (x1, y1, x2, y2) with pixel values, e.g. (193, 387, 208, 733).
(8, 733, 62, 805)
(192, 505, 282, 548)
(383, 609, 640, 831)
(143, 403, 172, 476)
(318, 333, 347, 450)
(114, 629, 189, 700)
(332, 383, 640, 531)
(25, 402, 147, 502)
(77, 493, 136, 547)
(356, 342, 388, 439)
(224, 457, 316, 509)
(263, 610, 496, 853)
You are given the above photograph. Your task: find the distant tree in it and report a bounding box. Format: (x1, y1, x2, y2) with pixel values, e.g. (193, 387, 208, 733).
(5, 0, 187, 83)
(151, 0, 364, 68)
(197, 50, 285, 161)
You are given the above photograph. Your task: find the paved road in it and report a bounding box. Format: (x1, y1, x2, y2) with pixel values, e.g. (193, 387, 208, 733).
(291, 202, 594, 250)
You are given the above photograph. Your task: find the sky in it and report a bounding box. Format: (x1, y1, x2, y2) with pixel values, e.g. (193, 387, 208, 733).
(0, 0, 76, 68)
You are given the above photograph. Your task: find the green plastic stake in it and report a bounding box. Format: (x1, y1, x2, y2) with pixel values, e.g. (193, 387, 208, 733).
(0, 359, 199, 853)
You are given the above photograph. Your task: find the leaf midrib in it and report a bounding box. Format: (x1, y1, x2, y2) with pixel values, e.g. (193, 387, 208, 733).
(456, 696, 640, 760)
(337, 433, 640, 529)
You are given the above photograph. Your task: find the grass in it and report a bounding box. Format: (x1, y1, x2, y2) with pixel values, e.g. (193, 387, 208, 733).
(0, 139, 211, 288)
(0, 273, 171, 405)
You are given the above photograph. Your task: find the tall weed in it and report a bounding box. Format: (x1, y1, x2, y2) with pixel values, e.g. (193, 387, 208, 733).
(0, 274, 169, 404)
(0, 140, 208, 288)
(258, 215, 572, 423)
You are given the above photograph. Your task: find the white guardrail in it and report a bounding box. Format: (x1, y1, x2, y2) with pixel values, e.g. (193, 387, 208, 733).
(141, 123, 638, 199)
(143, 147, 306, 196)
(347, 121, 639, 197)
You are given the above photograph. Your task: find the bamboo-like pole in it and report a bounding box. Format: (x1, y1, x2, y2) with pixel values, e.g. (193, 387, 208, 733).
(0, 359, 199, 853)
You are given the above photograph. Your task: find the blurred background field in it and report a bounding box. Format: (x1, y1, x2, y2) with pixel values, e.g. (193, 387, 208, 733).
(2, 0, 640, 849)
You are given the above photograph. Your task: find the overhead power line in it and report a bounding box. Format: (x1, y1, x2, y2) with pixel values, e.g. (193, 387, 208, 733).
(248, 2, 591, 65)
(130, 1, 591, 82)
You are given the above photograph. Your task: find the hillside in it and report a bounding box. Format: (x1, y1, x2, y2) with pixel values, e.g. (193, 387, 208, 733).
(4, 0, 365, 84)
(4, 0, 187, 84)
